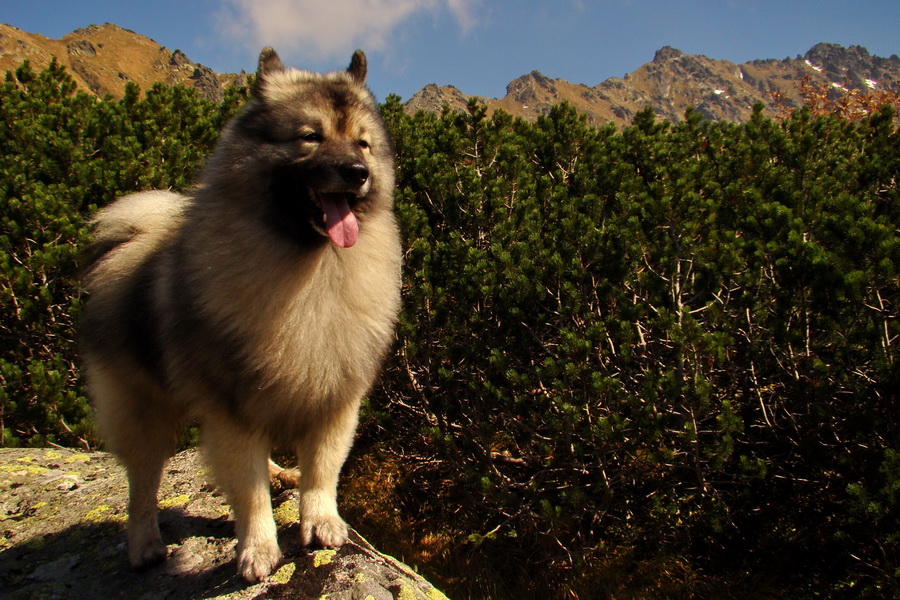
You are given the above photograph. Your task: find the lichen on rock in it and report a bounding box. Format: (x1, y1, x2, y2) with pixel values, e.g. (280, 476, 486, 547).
(0, 448, 448, 600)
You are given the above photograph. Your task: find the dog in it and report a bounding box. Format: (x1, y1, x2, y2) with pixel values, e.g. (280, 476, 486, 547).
(79, 48, 401, 581)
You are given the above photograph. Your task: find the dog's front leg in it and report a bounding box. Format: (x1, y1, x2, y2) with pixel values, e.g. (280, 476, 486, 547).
(203, 416, 281, 581)
(296, 399, 360, 547)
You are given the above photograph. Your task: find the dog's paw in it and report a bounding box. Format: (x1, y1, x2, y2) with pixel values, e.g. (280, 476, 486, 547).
(301, 513, 349, 548)
(128, 537, 168, 570)
(237, 540, 282, 582)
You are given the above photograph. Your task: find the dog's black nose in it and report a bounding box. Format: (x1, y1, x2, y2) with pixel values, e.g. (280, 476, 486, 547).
(340, 163, 369, 185)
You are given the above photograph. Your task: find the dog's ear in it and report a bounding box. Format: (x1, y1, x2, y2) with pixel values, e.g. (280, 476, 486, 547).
(253, 47, 284, 97)
(258, 47, 285, 77)
(347, 50, 367, 83)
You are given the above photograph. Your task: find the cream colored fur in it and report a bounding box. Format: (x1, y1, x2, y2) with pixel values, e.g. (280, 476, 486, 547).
(80, 49, 401, 582)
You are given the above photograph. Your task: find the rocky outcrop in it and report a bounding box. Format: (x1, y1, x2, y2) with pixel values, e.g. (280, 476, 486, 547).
(0, 448, 448, 600)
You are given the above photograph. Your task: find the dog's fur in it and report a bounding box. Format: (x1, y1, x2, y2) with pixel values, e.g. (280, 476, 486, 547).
(79, 49, 401, 581)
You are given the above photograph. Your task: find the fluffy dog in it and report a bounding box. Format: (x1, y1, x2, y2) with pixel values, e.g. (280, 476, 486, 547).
(79, 48, 401, 581)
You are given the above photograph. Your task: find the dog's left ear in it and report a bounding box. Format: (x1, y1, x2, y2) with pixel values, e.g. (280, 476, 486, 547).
(347, 50, 367, 83)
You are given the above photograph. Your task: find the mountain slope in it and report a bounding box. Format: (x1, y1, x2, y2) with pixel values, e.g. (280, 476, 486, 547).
(406, 43, 900, 126)
(1, 22, 896, 126)
(0, 23, 246, 102)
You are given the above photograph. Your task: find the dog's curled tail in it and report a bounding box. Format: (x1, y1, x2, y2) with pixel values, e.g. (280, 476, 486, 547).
(80, 190, 188, 282)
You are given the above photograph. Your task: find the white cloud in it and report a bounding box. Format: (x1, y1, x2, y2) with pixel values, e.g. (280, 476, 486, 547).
(217, 0, 480, 60)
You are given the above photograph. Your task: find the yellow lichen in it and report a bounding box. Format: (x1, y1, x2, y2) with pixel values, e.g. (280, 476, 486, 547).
(158, 494, 190, 509)
(271, 561, 296, 584)
(65, 454, 91, 464)
(0, 464, 49, 476)
(396, 583, 419, 600)
(273, 500, 299, 526)
(313, 549, 337, 567)
(83, 505, 112, 522)
(427, 587, 450, 600)
(44, 450, 64, 460)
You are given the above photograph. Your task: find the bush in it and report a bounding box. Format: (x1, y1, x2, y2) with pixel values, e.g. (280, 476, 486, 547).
(370, 98, 900, 598)
(0, 60, 247, 447)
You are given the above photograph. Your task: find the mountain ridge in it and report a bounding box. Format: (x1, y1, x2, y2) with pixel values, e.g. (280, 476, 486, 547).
(407, 42, 900, 125)
(0, 23, 247, 102)
(1, 22, 897, 126)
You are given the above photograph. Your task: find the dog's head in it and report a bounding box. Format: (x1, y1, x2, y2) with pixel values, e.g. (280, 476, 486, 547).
(211, 48, 394, 249)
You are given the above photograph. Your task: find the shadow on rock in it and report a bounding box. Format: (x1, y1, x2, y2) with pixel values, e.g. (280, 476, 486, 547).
(0, 508, 256, 600)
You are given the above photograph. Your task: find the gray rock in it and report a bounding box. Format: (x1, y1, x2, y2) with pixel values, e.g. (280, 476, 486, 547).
(0, 448, 449, 600)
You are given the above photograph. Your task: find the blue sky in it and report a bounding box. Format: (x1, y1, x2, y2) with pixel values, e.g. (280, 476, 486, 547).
(1, 1, 898, 103)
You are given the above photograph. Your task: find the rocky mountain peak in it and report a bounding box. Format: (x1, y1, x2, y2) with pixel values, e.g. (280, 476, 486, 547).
(405, 83, 476, 115)
(653, 46, 685, 63)
(407, 43, 900, 127)
(803, 42, 900, 88)
(1, 25, 895, 128)
(506, 70, 558, 105)
(0, 22, 247, 102)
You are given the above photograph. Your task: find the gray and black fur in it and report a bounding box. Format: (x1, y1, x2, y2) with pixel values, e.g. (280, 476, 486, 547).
(79, 49, 401, 582)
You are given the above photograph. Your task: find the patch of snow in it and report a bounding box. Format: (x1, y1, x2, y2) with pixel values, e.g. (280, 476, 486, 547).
(805, 59, 823, 72)
(714, 89, 726, 95)
(832, 82, 848, 92)
(865, 78, 878, 89)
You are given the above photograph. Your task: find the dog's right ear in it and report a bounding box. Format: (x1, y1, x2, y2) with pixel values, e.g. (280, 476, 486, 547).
(253, 47, 284, 97)
(258, 47, 285, 77)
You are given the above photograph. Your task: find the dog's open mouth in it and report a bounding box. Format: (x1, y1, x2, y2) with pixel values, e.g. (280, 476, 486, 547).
(309, 190, 360, 248)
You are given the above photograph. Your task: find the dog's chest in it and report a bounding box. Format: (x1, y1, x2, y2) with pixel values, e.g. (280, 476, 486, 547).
(251, 244, 400, 402)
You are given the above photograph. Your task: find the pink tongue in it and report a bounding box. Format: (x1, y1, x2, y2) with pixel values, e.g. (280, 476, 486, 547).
(322, 194, 359, 248)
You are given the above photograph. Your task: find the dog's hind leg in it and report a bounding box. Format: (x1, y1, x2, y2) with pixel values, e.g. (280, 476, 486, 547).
(88, 366, 179, 569)
(123, 444, 172, 569)
(296, 399, 360, 548)
(202, 415, 281, 582)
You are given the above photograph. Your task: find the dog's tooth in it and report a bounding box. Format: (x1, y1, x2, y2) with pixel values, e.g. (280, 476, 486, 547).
(323, 213, 328, 224)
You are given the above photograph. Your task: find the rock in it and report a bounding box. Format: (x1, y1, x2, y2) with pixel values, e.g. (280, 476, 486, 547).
(169, 49, 192, 69)
(0, 448, 449, 600)
(66, 40, 96, 58)
(653, 46, 685, 63)
(27, 555, 81, 581)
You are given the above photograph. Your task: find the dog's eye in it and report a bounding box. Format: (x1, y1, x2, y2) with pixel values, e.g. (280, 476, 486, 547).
(301, 132, 323, 143)
(358, 140, 370, 150)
